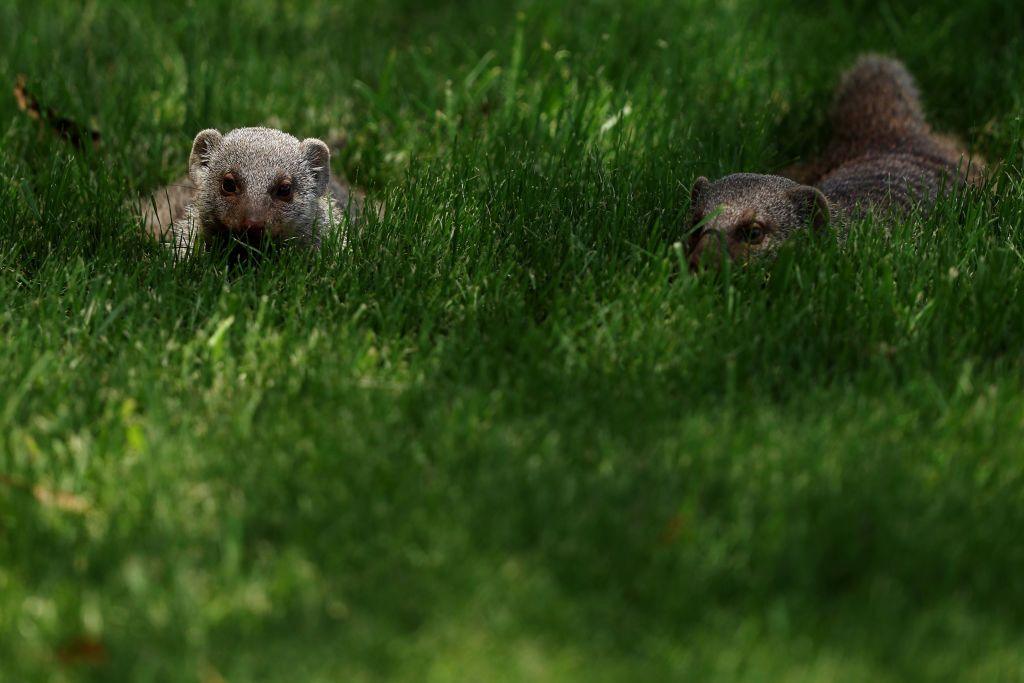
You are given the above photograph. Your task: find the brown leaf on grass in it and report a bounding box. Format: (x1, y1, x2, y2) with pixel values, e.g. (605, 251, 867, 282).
(14, 74, 102, 150)
(31, 484, 92, 514)
(0, 474, 92, 515)
(658, 512, 687, 546)
(56, 636, 108, 666)
(201, 663, 228, 683)
(13, 75, 42, 120)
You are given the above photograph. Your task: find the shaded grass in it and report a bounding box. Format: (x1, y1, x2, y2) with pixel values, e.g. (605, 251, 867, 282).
(2, 0, 1024, 680)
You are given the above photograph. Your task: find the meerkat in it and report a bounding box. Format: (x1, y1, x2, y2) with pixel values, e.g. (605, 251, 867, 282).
(686, 55, 984, 270)
(139, 127, 365, 256)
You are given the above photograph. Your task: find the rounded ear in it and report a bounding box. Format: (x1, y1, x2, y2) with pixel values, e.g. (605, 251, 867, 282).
(689, 176, 711, 218)
(188, 129, 224, 184)
(300, 138, 331, 196)
(787, 185, 831, 231)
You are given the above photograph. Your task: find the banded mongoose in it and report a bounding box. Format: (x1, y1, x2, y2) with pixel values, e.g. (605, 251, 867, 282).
(686, 55, 983, 270)
(140, 127, 364, 256)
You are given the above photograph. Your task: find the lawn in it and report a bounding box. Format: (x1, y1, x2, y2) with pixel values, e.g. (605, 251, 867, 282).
(2, 0, 1024, 680)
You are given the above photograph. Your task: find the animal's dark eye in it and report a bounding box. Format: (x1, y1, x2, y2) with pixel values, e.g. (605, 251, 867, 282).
(275, 182, 293, 201)
(221, 175, 238, 194)
(739, 223, 766, 244)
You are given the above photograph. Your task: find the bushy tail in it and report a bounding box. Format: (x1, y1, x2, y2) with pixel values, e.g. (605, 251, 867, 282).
(829, 54, 929, 146)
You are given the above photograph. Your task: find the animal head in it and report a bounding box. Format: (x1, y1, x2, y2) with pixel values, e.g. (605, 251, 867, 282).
(187, 127, 331, 245)
(686, 173, 830, 271)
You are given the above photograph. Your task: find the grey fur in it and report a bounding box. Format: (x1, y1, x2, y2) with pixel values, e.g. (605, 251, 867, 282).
(687, 55, 984, 270)
(140, 127, 365, 257)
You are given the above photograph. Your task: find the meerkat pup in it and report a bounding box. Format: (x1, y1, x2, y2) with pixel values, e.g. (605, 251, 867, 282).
(140, 127, 364, 256)
(687, 55, 983, 270)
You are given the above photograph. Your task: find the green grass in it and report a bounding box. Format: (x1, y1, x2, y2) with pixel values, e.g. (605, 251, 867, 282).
(2, 0, 1024, 680)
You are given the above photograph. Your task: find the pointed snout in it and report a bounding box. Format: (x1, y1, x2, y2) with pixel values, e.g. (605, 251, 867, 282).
(240, 217, 266, 233)
(232, 197, 271, 235)
(688, 232, 727, 272)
